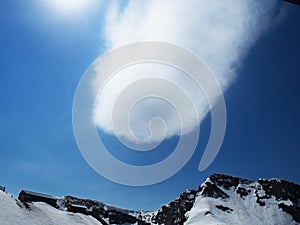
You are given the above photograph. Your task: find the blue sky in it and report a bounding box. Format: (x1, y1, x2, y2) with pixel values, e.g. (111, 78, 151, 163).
(0, 0, 299, 210)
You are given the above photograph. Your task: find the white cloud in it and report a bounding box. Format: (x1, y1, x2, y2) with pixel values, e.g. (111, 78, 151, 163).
(93, 0, 283, 144)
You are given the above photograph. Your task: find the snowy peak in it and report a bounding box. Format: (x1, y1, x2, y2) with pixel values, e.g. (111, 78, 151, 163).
(256, 178, 300, 222)
(185, 174, 300, 225)
(1, 174, 299, 225)
(201, 173, 300, 221)
(198, 174, 255, 200)
(205, 173, 253, 189)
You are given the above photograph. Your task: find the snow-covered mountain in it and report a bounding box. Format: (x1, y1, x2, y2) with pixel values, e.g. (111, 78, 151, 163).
(0, 190, 101, 225)
(185, 174, 300, 225)
(0, 174, 299, 225)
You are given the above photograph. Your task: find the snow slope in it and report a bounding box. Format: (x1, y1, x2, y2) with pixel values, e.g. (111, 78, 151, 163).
(0, 191, 101, 225)
(1, 174, 299, 225)
(185, 176, 299, 225)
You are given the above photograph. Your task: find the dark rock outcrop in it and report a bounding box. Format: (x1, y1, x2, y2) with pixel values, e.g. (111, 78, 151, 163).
(152, 189, 197, 225)
(59, 174, 300, 224)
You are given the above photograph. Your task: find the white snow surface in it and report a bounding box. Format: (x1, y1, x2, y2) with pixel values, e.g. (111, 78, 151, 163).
(185, 181, 298, 225)
(0, 177, 299, 225)
(0, 191, 101, 225)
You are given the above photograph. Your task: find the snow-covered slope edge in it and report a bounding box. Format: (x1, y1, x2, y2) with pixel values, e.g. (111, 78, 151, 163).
(185, 174, 300, 225)
(0, 191, 101, 225)
(1, 174, 299, 225)
(63, 174, 300, 225)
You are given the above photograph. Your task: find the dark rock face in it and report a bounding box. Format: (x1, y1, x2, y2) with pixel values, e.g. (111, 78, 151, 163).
(215, 204, 233, 213)
(152, 189, 197, 225)
(60, 174, 300, 225)
(63, 189, 198, 225)
(209, 174, 252, 190)
(257, 179, 300, 223)
(64, 196, 144, 225)
(236, 186, 251, 199)
(199, 181, 229, 199)
(206, 174, 252, 199)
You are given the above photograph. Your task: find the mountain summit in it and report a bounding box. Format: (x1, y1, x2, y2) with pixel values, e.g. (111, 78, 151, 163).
(0, 174, 299, 225)
(185, 174, 300, 225)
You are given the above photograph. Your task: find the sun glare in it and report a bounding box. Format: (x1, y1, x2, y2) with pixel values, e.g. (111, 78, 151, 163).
(47, 0, 96, 17)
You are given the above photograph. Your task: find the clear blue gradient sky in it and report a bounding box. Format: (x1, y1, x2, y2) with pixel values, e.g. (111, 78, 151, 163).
(0, 1, 299, 210)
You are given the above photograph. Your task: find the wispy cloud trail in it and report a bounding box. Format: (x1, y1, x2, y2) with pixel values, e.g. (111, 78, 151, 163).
(93, 0, 283, 143)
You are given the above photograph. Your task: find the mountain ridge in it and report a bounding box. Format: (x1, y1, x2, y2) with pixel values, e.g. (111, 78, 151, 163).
(1, 173, 299, 225)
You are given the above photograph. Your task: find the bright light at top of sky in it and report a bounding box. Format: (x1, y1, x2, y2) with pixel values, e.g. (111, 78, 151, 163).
(45, 0, 98, 18)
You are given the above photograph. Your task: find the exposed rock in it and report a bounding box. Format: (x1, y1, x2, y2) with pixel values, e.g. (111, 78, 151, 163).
(152, 189, 197, 225)
(57, 174, 300, 224)
(215, 204, 233, 213)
